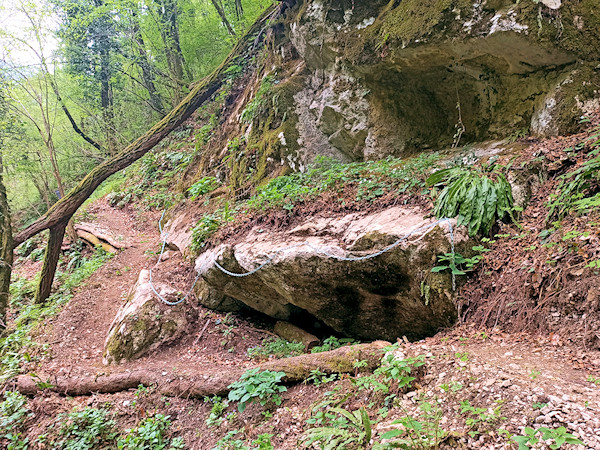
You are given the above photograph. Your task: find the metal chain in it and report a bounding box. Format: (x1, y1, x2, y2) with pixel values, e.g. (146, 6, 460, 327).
(150, 213, 457, 307)
(149, 211, 202, 306)
(213, 218, 456, 288)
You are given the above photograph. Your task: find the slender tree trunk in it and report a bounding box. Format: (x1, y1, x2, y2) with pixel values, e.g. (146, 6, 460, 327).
(154, 0, 189, 102)
(131, 11, 165, 116)
(11, 4, 279, 304)
(235, 0, 244, 20)
(34, 223, 66, 304)
(0, 152, 12, 329)
(210, 0, 236, 36)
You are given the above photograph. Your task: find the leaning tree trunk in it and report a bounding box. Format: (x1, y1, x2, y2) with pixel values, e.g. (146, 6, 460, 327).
(11, 3, 280, 304)
(0, 152, 13, 330)
(34, 223, 67, 304)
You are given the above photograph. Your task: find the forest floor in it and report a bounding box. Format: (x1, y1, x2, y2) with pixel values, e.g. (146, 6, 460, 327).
(6, 194, 600, 449)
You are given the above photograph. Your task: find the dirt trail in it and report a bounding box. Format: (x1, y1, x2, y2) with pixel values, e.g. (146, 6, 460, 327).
(33, 202, 268, 382)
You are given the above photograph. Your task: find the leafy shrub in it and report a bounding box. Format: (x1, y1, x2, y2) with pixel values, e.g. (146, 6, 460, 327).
(374, 348, 425, 390)
(247, 337, 305, 360)
(53, 407, 117, 450)
(427, 164, 515, 236)
(227, 369, 287, 412)
(204, 396, 229, 427)
(376, 401, 447, 450)
(118, 414, 183, 450)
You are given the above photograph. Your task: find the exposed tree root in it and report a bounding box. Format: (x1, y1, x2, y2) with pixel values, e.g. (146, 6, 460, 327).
(10, 341, 390, 398)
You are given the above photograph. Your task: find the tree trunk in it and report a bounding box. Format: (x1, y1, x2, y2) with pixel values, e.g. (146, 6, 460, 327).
(34, 223, 66, 304)
(11, 341, 390, 397)
(0, 152, 12, 330)
(154, 0, 189, 102)
(235, 0, 244, 20)
(131, 11, 165, 116)
(12, 4, 279, 304)
(210, 0, 237, 36)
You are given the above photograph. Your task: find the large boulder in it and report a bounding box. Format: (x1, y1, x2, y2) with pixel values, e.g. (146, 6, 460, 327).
(195, 207, 470, 341)
(103, 270, 189, 365)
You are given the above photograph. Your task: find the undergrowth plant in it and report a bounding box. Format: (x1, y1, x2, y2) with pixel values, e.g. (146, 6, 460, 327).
(247, 337, 305, 360)
(512, 426, 583, 449)
(0, 391, 32, 449)
(311, 336, 357, 354)
(427, 163, 515, 236)
(375, 400, 447, 450)
(227, 369, 287, 412)
(52, 407, 117, 450)
(301, 407, 372, 450)
(547, 129, 600, 220)
(118, 414, 183, 450)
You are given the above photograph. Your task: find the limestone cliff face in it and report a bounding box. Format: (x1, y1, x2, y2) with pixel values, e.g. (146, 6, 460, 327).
(186, 0, 599, 189)
(282, 0, 599, 167)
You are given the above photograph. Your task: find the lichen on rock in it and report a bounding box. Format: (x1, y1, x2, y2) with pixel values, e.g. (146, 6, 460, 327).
(103, 270, 190, 365)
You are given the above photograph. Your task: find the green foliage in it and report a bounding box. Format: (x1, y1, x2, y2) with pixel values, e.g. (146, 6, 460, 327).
(427, 164, 515, 236)
(512, 426, 583, 449)
(227, 369, 287, 412)
(311, 336, 357, 354)
(432, 246, 489, 276)
(188, 176, 219, 200)
(240, 75, 276, 124)
(301, 407, 372, 450)
(53, 407, 117, 450)
(247, 337, 305, 360)
(376, 401, 447, 450)
(204, 396, 230, 427)
(305, 369, 339, 387)
(249, 154, 441, 211)
(212, 429, 247, 450)
(374, 349, 425, 389)
(547, 131, 600, 220)
(459, 400, 506, 437)
(118, 414, 183, 450)
(0, 391, 32, 449)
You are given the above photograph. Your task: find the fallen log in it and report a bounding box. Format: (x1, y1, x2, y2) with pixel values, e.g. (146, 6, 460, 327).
(274, 321, 320, 351)
(11, 341, 390, 398)
(75, 223, 131, 249)
(76, 230, 118, 253)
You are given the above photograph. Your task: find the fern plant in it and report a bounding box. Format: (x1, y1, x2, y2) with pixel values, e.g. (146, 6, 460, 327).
(427, 164, 515, 236)
(301, 407, 372, 450)
(547, 151, 600, 220)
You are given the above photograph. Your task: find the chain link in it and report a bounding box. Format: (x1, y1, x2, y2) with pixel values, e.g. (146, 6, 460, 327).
(213, 218, 456, 288)
(149, 211, 201, 306)
(150, 212, 457, 307)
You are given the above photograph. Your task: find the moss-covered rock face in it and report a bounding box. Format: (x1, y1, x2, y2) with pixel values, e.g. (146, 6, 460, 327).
(195, 207, 471, 341)
(103, 270, 190, 365)
(284, 0, 598, 159)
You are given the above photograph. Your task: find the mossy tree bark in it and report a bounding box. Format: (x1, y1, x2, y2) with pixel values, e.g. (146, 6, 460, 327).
(0, 152, 12, 330)
(9, 4, 280, 304)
